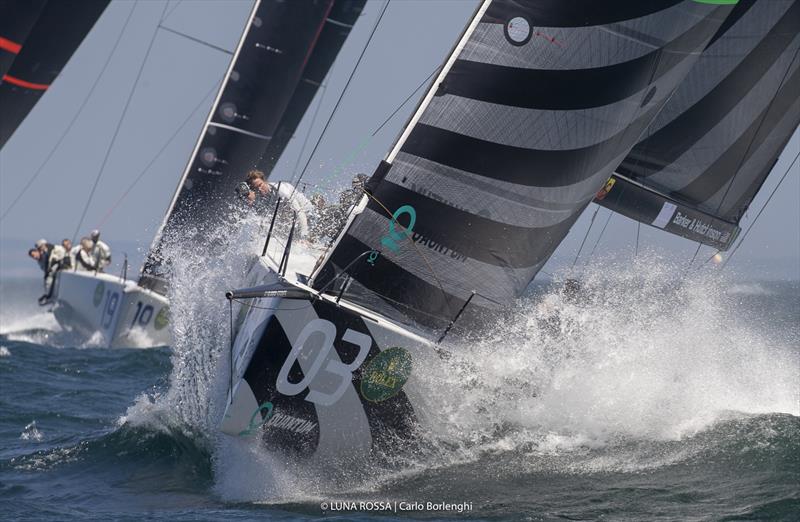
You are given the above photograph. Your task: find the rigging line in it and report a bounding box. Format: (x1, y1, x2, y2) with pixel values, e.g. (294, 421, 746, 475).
(0, 2, 139, 222)
(96, 79, 221, 228)
(287, 0, 392, 201)
(291, 83, 329, 179)
(721, 148, 799, 270)
(71, 1, 170, 242)
(587, 209, 613, 260)
(570, 204, 599, 270)
(371, 66, 440, 138)
(162, 0, 182, 23)
(158, 24, 234, 55)
(698, 249, 721, 268)
(325, 64, 440, 186)
(634, 221, 641, 258)
(686, 242, 702, 269)
(714, 46, 800, 215)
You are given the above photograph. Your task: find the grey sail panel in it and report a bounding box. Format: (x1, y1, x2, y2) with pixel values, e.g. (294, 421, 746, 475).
(140, 0, 365, 293)
(312, 0, 736, 331)
(598, 0, 800, 249)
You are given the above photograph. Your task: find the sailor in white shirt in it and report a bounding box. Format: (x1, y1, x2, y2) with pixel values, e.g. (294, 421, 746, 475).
(89, 229, 111, 271)
(242, 170, 313, 239)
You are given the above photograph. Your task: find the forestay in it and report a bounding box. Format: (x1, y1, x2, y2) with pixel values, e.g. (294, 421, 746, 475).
(597, 0, 800, 251)
(312, 0, 738, 331)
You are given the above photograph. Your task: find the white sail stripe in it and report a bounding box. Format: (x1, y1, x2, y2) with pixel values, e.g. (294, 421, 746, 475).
(644, 1, 795, 136)
(701, 93, 800, 217)
(390, 146, 629, 226)
(386, 0, 493, 163)
(418, 52, 697, 152)
(648, 49, 800, 195)
(392, 152, 578, 212)
(207, 121, 272, 141)
(388, 153, 575, 228)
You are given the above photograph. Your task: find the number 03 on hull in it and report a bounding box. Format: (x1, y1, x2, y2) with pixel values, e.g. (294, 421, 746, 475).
(220, 255, 440, 461)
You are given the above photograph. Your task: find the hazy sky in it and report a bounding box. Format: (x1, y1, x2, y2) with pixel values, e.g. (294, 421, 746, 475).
(0, 0, 797, 279)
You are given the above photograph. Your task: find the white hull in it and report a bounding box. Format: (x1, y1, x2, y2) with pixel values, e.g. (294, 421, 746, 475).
(221, 245, 440, 461)
(53, 270, 171, 348)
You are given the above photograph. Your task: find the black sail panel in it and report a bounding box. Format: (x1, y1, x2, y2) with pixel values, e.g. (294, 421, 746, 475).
(256, 0, 366, 174)
(598, 0, 800, 250)
(141, 0, 365, 292)
(0, 0, 109, 149)
(0, 0, 46, 79)
(312, 0, 736, 332)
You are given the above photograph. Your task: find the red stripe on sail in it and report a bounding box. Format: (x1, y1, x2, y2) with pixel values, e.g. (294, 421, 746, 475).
(2, 74, 49, 90)
(0, 36, 22, 54)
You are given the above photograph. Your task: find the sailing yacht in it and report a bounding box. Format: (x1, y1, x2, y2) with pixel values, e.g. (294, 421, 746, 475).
(218, 0, 800, 462)
(1, 0, 365, 347)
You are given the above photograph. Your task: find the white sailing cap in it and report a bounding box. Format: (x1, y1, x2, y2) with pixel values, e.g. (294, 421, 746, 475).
(35, 239, 47, 248)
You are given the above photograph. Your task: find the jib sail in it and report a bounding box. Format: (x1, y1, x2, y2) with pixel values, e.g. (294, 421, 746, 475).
(0, 0, 109, 149)
(312, 0, 737, 331)
(140, 0, 365, 293)
(596, 0, 800, 251)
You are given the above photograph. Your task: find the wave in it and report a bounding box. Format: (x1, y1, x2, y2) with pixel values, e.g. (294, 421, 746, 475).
(115, 208, 799, 505)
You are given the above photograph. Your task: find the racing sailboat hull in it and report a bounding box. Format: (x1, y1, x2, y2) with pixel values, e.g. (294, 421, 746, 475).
(221, 255, 437, 460)
(53, 270, 171, 348)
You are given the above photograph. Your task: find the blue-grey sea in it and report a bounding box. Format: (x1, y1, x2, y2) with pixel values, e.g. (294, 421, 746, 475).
(1, 269, 798, 521)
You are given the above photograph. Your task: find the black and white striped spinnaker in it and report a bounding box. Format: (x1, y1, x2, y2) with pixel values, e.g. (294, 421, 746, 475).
(312, 0, 739, 331)
(596, 0, 800, 251)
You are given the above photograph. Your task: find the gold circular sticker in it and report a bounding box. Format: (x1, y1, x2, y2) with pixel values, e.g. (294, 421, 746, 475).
(360, 347, 412, 403)
(154, 306, 169, 330)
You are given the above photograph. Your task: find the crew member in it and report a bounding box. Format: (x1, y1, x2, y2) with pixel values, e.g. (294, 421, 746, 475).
(74, 237, 98, 272)
(325, 173, 369, 238)
(89, 229, 111, 271)
(239, 170, 313, 239)
(61, 239, 76, 270)
(29, 239, 67, 304)
(338, 173, 368, 210)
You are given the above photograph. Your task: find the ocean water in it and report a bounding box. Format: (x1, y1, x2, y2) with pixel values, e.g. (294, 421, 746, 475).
(1, 263, 798, 521)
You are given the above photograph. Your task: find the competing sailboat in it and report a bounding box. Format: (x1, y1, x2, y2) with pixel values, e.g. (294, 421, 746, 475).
(218, 0, 798, 460)
(6, 0, 365, 347)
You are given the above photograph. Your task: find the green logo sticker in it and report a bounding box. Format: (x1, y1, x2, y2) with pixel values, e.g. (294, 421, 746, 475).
(154, 306, 169, 330)
(93, 282, 105, 307)
(360, 347, 412, 402)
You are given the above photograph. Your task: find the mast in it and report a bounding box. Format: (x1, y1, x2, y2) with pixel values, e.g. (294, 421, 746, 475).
(312, 0, 739, 331)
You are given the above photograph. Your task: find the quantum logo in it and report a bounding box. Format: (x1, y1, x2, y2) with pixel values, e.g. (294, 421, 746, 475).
(367, 204, 416, 266)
